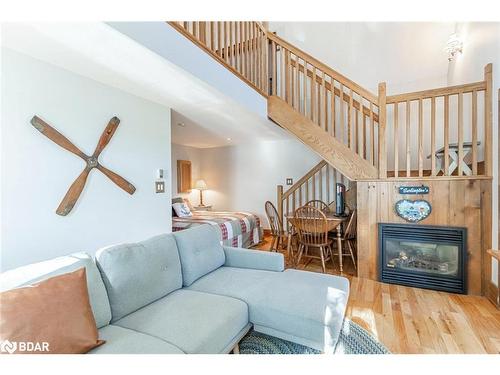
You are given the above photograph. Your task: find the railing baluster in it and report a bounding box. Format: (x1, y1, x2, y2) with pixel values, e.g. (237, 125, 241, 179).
(348, 89, 353, 149)
(472, 90, 478, 175)
(362, 109, 367, 159)
(322, 72, 327, 131)
(311, 66, 316, 123)
(406, 100, 411, 177)
(431, 97, 436, 176)
(444, 95, 450, 176)
(340, 84, 345, 143)
(331, 77, 336, 137)
(370, 103, 374, 165)
(393, 102, 399, 177)
(303, 59, 308, 117)
(418, 98, 423, 177)
(458, 92, 463, 176)
(217, 22, 222, 58)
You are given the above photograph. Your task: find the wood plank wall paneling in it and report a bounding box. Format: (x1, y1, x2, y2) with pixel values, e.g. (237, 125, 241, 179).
(356, 179, 492, 296)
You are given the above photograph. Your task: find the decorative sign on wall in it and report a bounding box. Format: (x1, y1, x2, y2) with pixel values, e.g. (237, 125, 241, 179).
(398, 185, 430, 195)
(395, 199, 432, 222)
(30, 115, 136, 216)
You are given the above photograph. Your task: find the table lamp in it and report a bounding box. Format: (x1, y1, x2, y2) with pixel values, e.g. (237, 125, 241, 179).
(194, 179, 208, 206)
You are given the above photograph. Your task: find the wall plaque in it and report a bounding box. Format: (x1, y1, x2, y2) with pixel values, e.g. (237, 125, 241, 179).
(399, 185, 429, 195)
(395, 199, 432, 222)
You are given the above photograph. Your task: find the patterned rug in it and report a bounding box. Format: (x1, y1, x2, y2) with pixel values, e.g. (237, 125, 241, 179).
(239, 319, 390, 354)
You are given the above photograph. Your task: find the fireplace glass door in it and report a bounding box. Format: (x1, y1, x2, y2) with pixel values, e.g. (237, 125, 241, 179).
(384, 240, 459, 277)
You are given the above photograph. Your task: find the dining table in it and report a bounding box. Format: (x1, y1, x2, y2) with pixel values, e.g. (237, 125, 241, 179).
(284, 211, 349, 272)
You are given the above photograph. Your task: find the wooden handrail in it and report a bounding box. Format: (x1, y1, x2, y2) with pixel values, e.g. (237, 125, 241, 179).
(386, 81, 486, 103)
(283, 160, 327, 200)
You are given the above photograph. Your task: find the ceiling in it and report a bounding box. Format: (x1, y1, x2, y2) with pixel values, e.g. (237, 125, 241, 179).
(1, 22, 287, 149)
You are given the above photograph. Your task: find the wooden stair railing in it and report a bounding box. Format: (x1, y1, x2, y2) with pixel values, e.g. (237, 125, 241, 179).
(168, 21, 384, 178)
(385, 68, 492, 178)
(277, 160, 348, 229)
(168, 21, 493, 181)
(168, 21, 269, 96)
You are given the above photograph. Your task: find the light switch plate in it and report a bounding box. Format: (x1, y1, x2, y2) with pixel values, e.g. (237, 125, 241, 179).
(155, 180, 165, 193)
(286, 178, 293, 185)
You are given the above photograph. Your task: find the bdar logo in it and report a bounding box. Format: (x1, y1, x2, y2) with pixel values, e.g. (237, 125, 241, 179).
(0, 340, 17, 354)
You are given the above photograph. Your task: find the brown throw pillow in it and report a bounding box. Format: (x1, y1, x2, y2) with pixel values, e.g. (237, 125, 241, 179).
(0, 267, 104, 354)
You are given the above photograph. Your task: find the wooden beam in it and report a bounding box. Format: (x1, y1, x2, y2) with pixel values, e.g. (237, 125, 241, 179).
(268, 96, 378, 180)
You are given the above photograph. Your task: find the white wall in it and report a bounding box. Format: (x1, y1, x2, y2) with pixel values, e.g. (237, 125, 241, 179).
(1, 48, 172, 271)
(447, 22, 500, 285)
(187, 139, 322, 226)
(268, 22, 452, 95)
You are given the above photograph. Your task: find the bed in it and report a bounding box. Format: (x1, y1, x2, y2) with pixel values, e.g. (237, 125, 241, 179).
(172, 211, 263, 248)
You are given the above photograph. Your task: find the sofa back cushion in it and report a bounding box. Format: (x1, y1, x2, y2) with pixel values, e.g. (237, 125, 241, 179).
(96, 233, 182, 322)
(173, 225, 225, 287)
(0, 252, 111, 329)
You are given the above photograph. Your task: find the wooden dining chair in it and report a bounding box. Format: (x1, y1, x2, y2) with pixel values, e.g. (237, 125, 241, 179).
(293, 206, 334, 273)
(335, 209, 357, 270)
(264, 201, 285, 253)
(305, 199, 329, 212)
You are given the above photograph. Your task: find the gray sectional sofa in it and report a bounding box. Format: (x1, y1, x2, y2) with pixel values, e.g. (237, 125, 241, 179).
(0, 225, 350, 354)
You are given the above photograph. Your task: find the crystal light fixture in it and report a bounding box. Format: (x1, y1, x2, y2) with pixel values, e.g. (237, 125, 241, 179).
(445, 33, 463, 61)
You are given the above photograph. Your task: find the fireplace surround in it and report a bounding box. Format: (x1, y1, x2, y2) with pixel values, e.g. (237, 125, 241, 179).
(378, 223, 467, 294)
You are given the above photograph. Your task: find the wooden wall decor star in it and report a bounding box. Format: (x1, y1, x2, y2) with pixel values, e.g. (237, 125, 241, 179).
(30, 115, 136, 216)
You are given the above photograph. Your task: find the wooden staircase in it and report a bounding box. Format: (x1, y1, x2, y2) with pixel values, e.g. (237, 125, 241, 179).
(167, 21, 492, 182)
(268, 96, 377, 179)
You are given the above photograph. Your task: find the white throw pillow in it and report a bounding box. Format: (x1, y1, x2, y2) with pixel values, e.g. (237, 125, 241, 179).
(172, 202, 192, 217)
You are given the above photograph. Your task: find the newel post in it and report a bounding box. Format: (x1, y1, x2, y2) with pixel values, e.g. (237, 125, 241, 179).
(484, 63, 493, 176)
(377, 82, 387, 179)
(277, 185, 284, 226)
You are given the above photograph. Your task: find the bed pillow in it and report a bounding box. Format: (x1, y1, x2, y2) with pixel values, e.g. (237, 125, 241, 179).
(173, 202, 192, 217)
(0, 268, 104, 354)
(172, 197, 184, 217)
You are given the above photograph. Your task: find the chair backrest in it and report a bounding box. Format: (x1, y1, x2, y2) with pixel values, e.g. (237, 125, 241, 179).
(305, 199, 329, 212)
(265, 201, 283, 236)
(343, 209, 357, 239)
(293, 206, 329, 246)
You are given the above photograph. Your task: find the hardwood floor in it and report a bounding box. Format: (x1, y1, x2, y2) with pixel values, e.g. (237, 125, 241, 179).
(253, 233, 500, 354)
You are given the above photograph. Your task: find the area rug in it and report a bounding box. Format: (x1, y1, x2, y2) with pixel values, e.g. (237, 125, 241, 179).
(239, 318, 390, 354)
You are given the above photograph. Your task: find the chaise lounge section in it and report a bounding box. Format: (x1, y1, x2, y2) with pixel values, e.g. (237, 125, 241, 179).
(0, 225, 349, 354)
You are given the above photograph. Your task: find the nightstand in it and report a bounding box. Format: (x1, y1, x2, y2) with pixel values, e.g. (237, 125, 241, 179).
(194, 205, 212, 211)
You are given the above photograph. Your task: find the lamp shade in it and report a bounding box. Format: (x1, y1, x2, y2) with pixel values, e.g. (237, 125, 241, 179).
(194, 179, 207, 190)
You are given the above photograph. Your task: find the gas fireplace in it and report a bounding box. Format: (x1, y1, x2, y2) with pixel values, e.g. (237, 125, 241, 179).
(379, 223, 467, 294)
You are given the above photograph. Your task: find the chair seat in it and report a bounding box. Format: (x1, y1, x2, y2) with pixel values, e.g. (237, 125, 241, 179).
(114, 289, 249, 354)
(187, 266, 349, 352)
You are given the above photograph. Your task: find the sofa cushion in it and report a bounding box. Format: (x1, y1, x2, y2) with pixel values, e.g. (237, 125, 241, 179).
(96, 233, 182, 322)
(173, 225, 225, 287)
(0, 252, 111, 329)
(187, 267, 350, 352)
(114, 289, 249, 354)
(89, 325, 184, 354)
